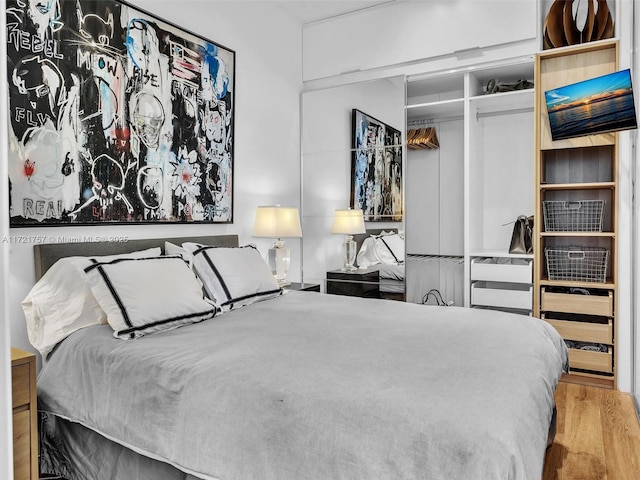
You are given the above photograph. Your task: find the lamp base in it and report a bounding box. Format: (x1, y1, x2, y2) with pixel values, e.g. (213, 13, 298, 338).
(267, 240, 291, 285)
(341, 234, 357, 272)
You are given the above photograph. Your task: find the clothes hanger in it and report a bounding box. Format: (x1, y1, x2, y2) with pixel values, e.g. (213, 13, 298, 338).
(406, 126, 439, 150)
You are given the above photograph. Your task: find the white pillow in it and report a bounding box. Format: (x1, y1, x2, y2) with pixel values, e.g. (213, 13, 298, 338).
(356, 236, 378, 268)
(165, 241, 193, 266)
(182, 243, 282, 312)
(356, 233, 404, 267)
(376, 233, 404, 264)
(78, 255, 218, 339)
(22, 247, 162, 357)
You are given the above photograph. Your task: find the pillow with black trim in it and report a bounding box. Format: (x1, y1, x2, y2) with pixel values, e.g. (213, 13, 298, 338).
(377, 232, 404, 264)
(22, 247, 162, 357)
(165, 241, 193, 266)
(78, 255, 218, 339)
(182, 243, 282, 312)
(356, 232, 404, 267)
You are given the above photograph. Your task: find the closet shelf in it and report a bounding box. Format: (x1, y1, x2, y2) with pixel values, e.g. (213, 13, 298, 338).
(406, 98, 464, 121)
(469, 250, 533, 259)
(406, 90, 534, 120)
(470, 88, 534, 115)
(540, 182, 615, 191)
(539, 232, 615, 238)
(539, 278, 616, 289)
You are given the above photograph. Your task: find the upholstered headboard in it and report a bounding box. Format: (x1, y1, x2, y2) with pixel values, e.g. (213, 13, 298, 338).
(34, 234, 239, 280)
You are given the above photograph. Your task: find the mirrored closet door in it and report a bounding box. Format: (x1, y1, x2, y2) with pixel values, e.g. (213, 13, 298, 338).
(301, 77, 406, 300)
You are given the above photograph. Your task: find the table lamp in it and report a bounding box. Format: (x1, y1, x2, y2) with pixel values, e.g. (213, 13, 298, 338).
(253, 205, 302, 286)
(331, 208, 366, 272)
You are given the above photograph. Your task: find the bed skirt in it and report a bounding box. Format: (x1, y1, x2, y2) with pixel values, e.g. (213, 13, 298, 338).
(40, 412, 204, 480)
(40, 407, 557, 479)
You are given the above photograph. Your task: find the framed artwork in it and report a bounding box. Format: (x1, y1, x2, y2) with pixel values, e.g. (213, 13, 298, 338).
(351, 109, 402, 222)
(7, 0, 235, 226)
(545, 68, 637, 141)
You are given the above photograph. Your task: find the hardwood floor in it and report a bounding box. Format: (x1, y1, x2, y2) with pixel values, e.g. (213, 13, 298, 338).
(543, 382, 640, 480)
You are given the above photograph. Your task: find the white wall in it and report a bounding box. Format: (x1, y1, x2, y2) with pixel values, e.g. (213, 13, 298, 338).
(633, 0, 639, 402)
(616, 0, 635, 395)
(1, 0, 14, 474)
(6, 1, 303, 355)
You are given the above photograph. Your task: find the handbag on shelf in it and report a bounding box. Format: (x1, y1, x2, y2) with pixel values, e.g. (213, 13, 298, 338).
(509, 215, 534, 254)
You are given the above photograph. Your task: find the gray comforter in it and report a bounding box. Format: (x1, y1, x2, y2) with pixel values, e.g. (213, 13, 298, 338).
(38, 291, 568, 480)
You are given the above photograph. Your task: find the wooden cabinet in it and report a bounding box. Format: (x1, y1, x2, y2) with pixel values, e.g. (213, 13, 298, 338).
(533, 40, 619, 389)
(326, 269, 379, 298)
(542, 315, 613, 345)
(11, 348, 38, 480)
(541, 288, 613, 317)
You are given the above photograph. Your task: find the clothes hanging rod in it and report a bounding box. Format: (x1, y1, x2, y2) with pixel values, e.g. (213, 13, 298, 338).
(475, 107, 533, 120)
(407, 254, 465, 263)
(407, 115, 464, 127)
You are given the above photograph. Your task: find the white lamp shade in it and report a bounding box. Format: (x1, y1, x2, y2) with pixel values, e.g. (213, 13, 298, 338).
(253, 206, 302, 238)
(331, 209, 366, 234)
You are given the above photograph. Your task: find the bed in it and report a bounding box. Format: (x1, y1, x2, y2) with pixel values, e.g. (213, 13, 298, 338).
(354, 229, 405, 301)
(29, 234, 568, 480)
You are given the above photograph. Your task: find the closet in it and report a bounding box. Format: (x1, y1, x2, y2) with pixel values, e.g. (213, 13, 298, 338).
(405, 60, 535, 312)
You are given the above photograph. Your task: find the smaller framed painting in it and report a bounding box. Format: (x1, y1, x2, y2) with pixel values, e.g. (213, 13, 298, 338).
(351, 109, 403, 222)
(545, 68, 637, 141)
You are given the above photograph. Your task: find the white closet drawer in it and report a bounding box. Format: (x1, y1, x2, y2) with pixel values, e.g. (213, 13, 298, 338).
(473, 305, 532, 316)
(471, 281, 532, 310)
(470, 257, 532, 284)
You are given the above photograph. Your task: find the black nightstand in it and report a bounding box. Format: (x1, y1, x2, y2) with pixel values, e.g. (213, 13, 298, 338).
(326, 269, 379, 298)
(285, 282, 321, 292)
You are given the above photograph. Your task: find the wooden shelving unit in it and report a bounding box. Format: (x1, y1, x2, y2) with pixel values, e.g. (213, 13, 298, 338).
(533, 40, 619, 389)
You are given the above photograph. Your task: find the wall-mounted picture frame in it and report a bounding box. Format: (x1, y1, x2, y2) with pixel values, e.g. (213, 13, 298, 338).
(351, 108, 403, 222)
(7, 0, 235, 226)
(545, 68, 637, 141)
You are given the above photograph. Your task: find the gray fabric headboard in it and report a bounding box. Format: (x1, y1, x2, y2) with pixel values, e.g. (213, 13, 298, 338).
(33, 235, 239, 280)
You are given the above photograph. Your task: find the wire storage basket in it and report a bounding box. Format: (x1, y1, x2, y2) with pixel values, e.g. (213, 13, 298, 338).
(545, 246, 609, 283)
(543, 200, 605, 232)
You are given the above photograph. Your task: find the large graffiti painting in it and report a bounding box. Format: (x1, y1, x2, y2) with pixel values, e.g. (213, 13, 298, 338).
(7, 0, 235, 225)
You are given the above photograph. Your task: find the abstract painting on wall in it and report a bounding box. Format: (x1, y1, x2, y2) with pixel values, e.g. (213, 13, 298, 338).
(351, 109, 403, 222)
(6, 0, 235, 226)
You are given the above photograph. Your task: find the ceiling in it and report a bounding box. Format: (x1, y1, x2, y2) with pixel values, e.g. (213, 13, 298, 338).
(276, 0, 397, 25)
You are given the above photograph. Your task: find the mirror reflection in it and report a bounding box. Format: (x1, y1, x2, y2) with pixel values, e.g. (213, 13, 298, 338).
(301, 76, 405, 300)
